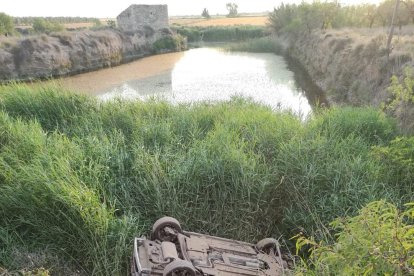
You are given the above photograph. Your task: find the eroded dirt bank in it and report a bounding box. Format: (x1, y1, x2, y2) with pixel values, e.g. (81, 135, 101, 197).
(282, 27, 414, 129)
(0, 28, 183, 81)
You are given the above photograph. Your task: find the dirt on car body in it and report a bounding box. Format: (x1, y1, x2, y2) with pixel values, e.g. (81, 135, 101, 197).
(132, 217, 289, 275)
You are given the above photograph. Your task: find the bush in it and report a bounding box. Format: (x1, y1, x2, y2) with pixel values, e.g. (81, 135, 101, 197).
(173, 26, 268, 43)
(226, 37, 284, 54)
(371, 136, 414, 201)
(386, 67, 414, 111)
(295, 201, 414, 275)
(152, 34, 186, 53)
(32, 18, 64, 34)
(0, 13, 14, 36)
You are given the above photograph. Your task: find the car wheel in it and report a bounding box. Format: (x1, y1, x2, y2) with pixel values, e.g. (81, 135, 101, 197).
(151, 216, 182, 242)
(256, 238, 280, 254)
(163, 260, 196, 276)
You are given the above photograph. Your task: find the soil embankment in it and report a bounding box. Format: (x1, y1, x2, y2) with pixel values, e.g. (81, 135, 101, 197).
(0, 28, 183, 81)
(282, 27, 414, 129)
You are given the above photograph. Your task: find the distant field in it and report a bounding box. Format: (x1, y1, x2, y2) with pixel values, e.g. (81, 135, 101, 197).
(63, 22, 94, 29)
(14, 17, 268, 31)
(170, 16, 268, 27)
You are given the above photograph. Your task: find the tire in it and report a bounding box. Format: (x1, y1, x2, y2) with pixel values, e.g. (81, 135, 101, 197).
(163, 260, 196, 276)
(256, 238, 280, 254)
(151, 217, 182, 242)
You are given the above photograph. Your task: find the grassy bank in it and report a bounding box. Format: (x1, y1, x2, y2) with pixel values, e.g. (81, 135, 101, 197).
(172, 25, 269, 43)
(0, 84, 413, 275)
(225, 36, 283, 53)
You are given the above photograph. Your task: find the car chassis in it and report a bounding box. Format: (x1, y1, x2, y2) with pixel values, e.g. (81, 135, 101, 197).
(132, 217, 287, 276)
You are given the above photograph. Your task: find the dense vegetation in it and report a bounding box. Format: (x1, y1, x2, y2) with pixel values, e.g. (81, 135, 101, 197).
(296, 201, 414, 275)
(1, 1, 414, 274)
(13, 16, 100, 26)
(0, 13, 14, 36)
(152, 35, 187, 53)
(32, 18, 64, 34)
(225, 37, 283, 53)
(269, 0, 414, 35)
(172, 25, 268, 43)
(0, 84, 413, 275)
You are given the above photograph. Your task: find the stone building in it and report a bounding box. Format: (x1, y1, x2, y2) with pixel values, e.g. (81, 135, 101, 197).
(116, 5, 169, 33)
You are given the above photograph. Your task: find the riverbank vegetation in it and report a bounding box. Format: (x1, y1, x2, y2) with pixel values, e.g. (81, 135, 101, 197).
(295, 201, 414, 275)
(269, 0, 414, 35)
(225, 36, 283, 53)
(0, 84, 413, 274)
(172, 25, 268, 43)
(0, 13, 14, 36)
(265, 1, 414, 132)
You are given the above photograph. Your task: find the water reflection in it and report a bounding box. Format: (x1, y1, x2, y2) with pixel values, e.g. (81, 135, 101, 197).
(99, 48, 312, 117)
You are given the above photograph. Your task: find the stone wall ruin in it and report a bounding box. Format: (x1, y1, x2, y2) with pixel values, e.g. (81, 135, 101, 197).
(116, 5, 169, 33)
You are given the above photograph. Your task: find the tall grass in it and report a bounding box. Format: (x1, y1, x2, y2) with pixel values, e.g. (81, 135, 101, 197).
(172, 25, 269, 43)
(0, 84, 408, 275)
(226, 37, 284, 54)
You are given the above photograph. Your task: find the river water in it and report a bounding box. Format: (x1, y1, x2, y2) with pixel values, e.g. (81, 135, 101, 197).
(60, 47, 324, 118)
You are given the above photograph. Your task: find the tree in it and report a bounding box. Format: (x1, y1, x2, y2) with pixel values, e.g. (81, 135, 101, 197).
(298, 3, 324, 33)
(0, 13, 14, 36)
(387, 0, 400, 58)
(202, 8, 211, 19)
(226, 3, 238, 18)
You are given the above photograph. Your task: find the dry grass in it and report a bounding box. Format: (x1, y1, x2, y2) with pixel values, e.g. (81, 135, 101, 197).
(63, 22, 95, 29)
(170, 16, 268, 27)
(319, 25, 414, 59)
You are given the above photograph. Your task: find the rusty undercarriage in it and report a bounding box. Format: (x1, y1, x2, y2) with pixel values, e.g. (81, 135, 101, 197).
(131, 217, 288, 276)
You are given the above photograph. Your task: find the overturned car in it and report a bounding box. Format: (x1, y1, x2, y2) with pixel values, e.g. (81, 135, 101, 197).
(132, 217, 287, 276)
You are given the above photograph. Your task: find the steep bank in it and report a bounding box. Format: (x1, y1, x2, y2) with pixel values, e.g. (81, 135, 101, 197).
(282, 27, 414, 129)
(0, 28, 185, 81)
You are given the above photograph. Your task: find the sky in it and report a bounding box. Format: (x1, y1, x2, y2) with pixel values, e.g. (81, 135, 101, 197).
(2, 0, 382, 18)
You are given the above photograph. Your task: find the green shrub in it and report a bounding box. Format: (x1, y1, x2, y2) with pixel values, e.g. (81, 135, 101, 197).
(371, 136, 414, 201)
(226, 37, 284, 54)
(295, 201, 414, 275)
(32, 18, 64, 34)
(153, 34, 186, 53)
(173, 26, 268, 43)
(386, 67, 414, 111)
(0, 13, 14, 36)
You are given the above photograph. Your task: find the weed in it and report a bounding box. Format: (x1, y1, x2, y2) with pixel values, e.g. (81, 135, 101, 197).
(173, 25, 268, 43)
(0, 84, 409, 274)
(295, 201, 414, 275)
(225, 37, 284, 54)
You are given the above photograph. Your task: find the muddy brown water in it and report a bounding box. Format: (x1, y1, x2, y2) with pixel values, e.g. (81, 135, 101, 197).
(58, 47, 325, 118)
(58, 52, 185, 95)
